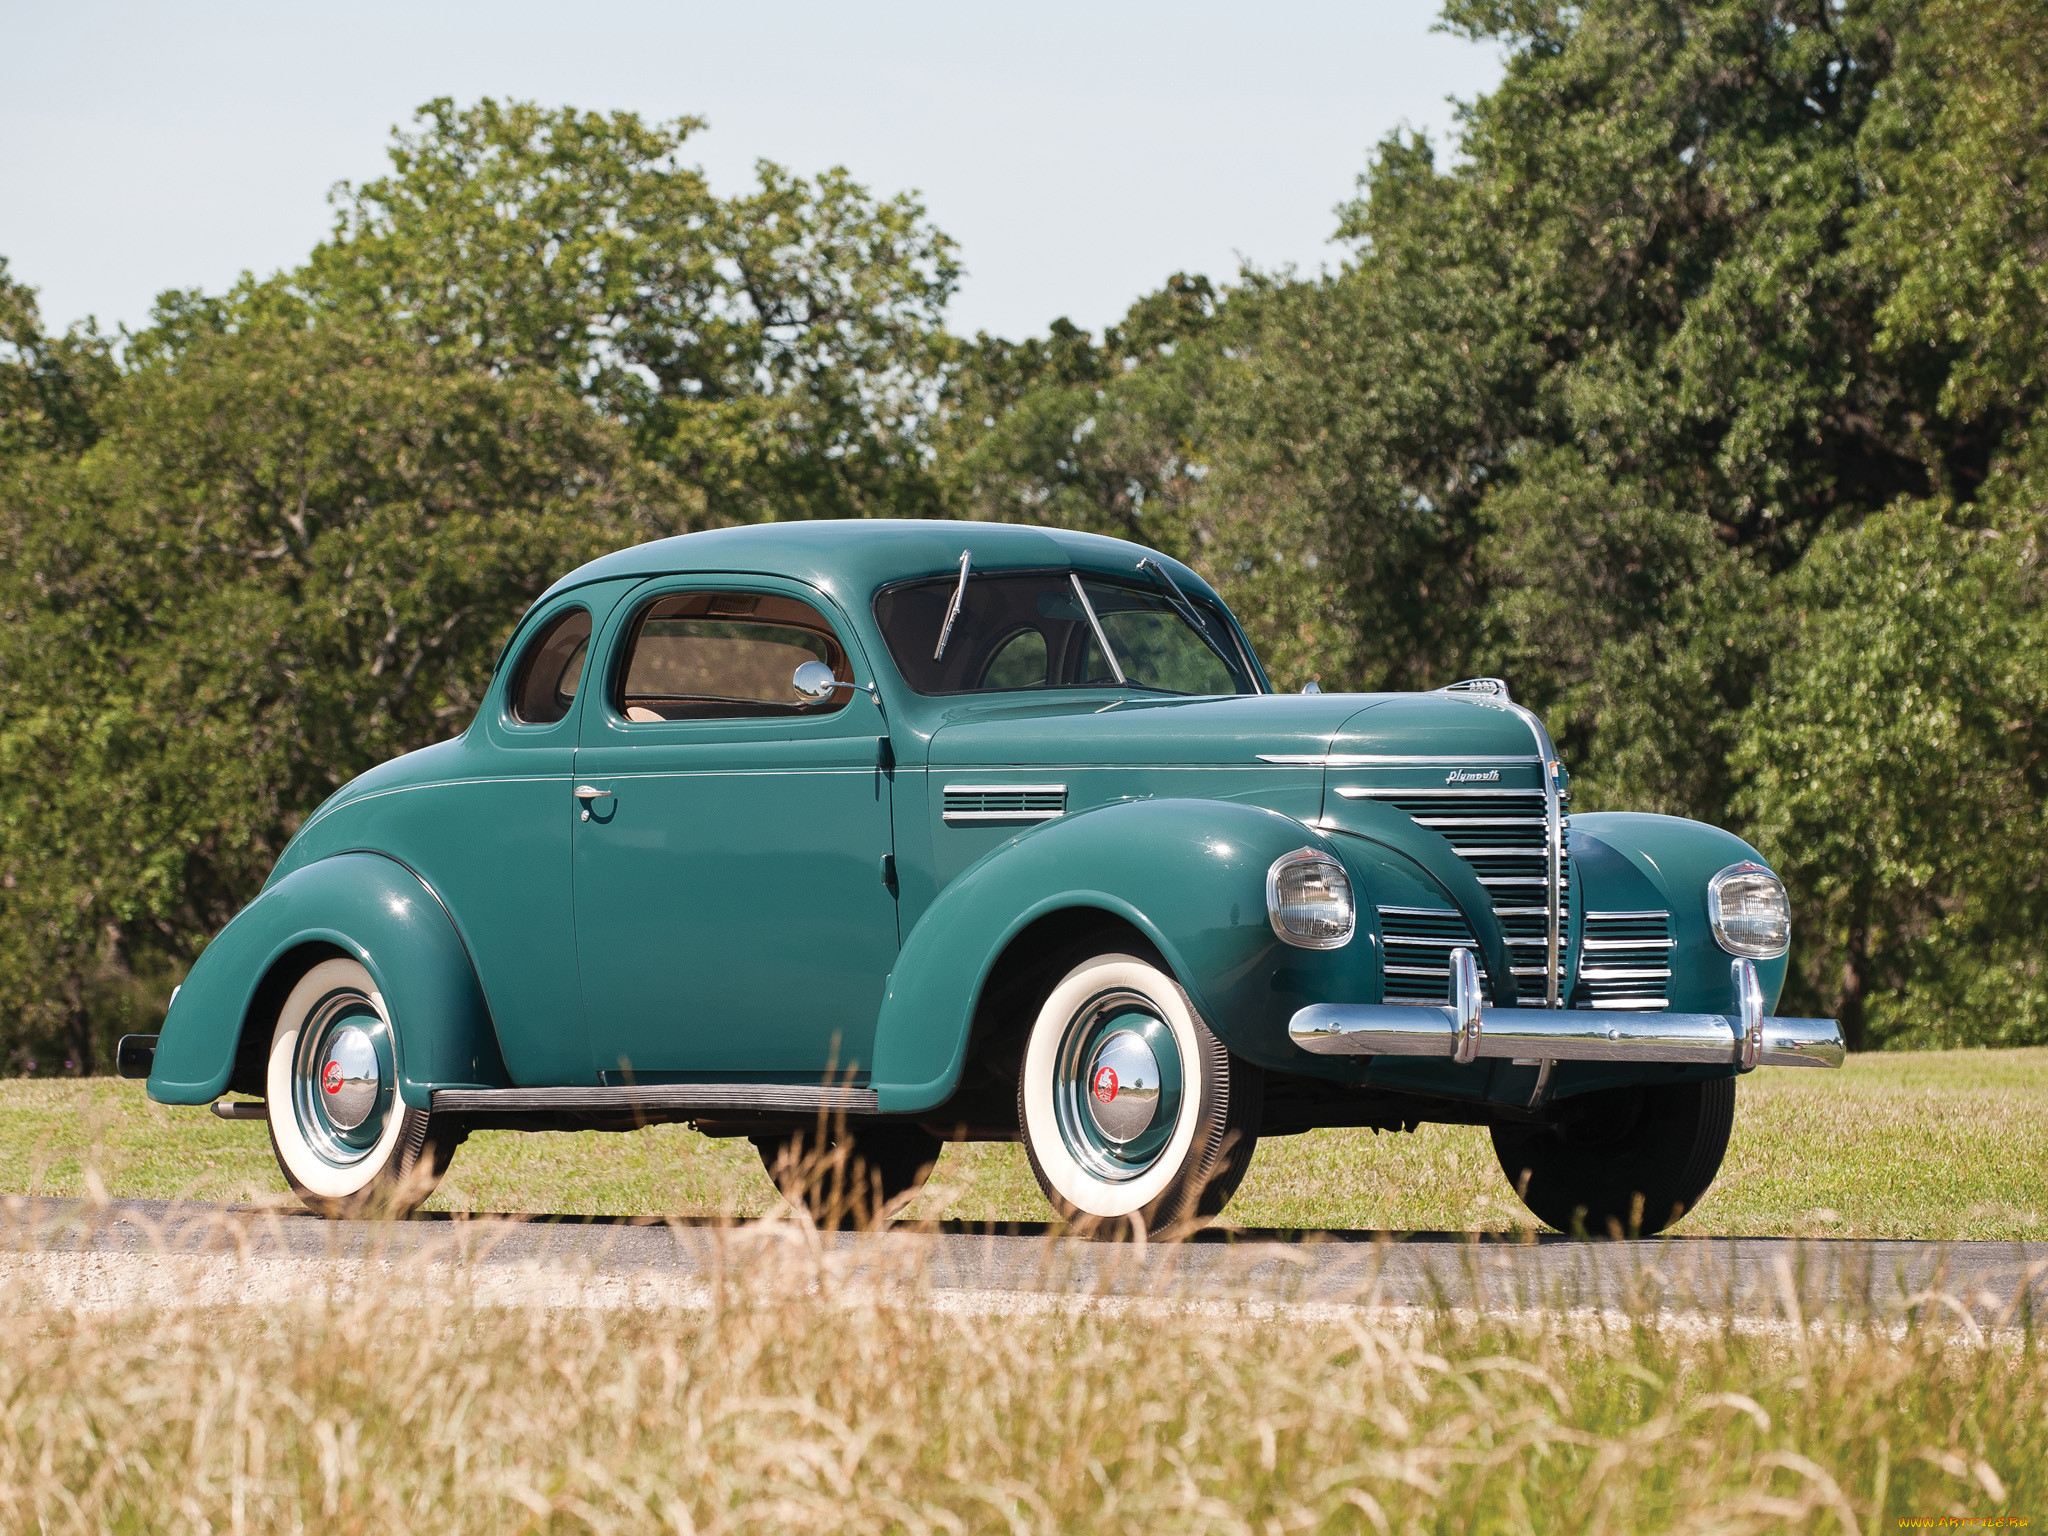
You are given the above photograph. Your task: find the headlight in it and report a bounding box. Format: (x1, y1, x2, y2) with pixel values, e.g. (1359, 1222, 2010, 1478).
(1266, 848, 1355, 949)
(1707, 861, 1790, 959)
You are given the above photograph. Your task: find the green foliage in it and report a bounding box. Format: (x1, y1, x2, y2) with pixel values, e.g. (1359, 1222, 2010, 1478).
(0, 257, 115, 463)
(1734, 510, 2047, 1048)
(0, 319, 694, 1070)
(303, 98, 961, 522)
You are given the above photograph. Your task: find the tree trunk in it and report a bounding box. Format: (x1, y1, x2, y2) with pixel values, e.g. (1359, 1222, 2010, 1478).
(1838, 898, 1872, 1053)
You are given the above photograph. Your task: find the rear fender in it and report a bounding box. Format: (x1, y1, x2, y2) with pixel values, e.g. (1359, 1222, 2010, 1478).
(146, 852, 509, 1108)
(870, 798, 1379, 1112)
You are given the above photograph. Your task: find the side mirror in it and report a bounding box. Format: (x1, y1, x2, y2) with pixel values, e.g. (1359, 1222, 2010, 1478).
(791, 660, 840, 700)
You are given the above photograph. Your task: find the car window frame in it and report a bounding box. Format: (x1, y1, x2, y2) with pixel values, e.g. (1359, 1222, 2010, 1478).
(871, 565, 1264, 698)
(505, 603, 596, 729)
(582, 573, 881, 742)
(492, 597, 597, 741)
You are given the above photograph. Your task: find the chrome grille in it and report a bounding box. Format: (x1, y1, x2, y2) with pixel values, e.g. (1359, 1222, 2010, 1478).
(1339, 785, 1568, 1007)
(1571, 909, 1673, 1010)
(1377, 906, 1494, 1006)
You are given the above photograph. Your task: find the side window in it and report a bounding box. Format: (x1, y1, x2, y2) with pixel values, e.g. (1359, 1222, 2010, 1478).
(616, 590, 852, 722)
(510, 607, 591, 725)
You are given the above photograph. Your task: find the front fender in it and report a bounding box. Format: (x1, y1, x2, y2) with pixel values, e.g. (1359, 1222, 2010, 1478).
(1570, 812, 1788, 1013)
(147, 852, 509, 1108)
(871, 798, 1379, 1112)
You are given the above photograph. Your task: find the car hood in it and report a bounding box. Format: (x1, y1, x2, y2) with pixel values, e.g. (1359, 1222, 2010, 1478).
(923, 690, 1547, 768)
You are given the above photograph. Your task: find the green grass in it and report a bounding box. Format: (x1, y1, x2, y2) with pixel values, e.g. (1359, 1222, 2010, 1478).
(5, 1047, 2045, 1238)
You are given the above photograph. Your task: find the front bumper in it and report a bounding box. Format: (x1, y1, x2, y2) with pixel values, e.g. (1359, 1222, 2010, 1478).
(1288, 1002, 1843, 1069)
(1289, 953, 1843, 1071)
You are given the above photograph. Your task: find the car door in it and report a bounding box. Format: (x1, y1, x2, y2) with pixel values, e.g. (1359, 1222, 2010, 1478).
(357, 580, 637, 1085)
(570, 576, 899, 1082)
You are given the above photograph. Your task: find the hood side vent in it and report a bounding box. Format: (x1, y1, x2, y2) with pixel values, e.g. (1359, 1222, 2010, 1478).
(942, 784, 1067, 824)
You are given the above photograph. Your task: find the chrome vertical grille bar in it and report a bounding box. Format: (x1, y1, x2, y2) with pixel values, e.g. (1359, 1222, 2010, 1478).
(1543, 756, 1562, 1009)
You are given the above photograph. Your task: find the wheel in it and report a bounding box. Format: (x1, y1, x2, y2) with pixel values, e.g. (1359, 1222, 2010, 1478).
(265, 957, 456, 1219)
(1491, 1077, 1735, 1238)
(1017, 947, 1262, 1238)
(753, 1122, 945, 1227)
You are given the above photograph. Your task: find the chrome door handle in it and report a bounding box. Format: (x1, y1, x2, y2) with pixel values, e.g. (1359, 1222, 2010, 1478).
(574, 785, 614, 821)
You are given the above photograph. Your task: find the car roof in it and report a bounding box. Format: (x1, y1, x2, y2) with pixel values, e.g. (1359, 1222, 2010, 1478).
(535, 519, 1222, 609)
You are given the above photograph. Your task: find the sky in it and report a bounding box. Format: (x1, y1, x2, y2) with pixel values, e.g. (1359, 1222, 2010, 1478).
(0, 2, 1504, 345)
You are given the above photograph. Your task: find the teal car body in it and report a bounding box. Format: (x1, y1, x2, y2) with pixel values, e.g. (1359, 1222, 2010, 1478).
(144, 519, 1815, 1152)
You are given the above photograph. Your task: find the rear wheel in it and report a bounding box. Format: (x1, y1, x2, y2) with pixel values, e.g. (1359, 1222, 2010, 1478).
(753, 1123, 945, 1227)
(265, 957, 456, 1219)
(1491, 1077, 1735, 1237)
(1017, 947, 1262, 1238)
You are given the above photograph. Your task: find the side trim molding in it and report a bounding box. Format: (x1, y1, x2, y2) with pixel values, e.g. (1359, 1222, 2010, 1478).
(432, 1084, 880, 1115)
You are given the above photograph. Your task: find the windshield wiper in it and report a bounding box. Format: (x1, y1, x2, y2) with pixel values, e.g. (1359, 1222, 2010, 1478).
(933, 550, 971, 661)
(1136, 557, 1244, 680)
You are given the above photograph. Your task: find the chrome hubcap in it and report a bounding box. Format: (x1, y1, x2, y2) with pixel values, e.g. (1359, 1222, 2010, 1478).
(318, 1025, 380, 1130)
(290, 988, 394, 1167)
(1053, 989, 1184, 1183)
(1084, 1029, 1162, 1144)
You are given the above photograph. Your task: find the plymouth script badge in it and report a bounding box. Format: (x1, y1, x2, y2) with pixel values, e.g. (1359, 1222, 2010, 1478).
(1446, 768, 1501, 784)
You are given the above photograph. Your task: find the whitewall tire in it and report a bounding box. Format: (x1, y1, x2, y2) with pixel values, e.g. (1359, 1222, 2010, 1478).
(1017, 948, 1261, 1236)
(265, 957, 451, 1219)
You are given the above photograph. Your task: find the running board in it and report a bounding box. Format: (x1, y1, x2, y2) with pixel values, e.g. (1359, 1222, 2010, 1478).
(430, 1084, 879, 1115)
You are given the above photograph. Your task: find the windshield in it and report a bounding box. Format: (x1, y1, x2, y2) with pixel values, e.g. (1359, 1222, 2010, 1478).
(874, 569, 1261, 696)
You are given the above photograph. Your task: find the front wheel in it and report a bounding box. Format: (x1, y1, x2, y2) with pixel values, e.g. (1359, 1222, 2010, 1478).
(1491, 1077, 1735, 1238)
(1017, 948, 1262, 1238)
(265, 957, 456, 1219)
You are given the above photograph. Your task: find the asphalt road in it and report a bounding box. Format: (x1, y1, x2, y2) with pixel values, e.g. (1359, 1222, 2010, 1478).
(5, 1198, 2044, 1324)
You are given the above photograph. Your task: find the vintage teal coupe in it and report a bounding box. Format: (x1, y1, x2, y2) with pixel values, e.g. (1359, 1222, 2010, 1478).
(123, 521, 1842, 1235)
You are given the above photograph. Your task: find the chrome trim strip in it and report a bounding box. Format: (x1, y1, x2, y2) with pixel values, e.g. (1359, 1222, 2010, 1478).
(1261, 754, 1542, 767)
(434, 1084, 880, 1114)
(1334, 786, 1545, 798)
(942, 810, 1066, 823)
(1287, 1002, 1844, 1068)
(941, 783, 1069, 795)
(1585, 909, 1668, 922)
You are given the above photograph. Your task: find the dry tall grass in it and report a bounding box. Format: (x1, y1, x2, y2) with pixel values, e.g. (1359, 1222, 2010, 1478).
(1, 1228, 2037, 1534)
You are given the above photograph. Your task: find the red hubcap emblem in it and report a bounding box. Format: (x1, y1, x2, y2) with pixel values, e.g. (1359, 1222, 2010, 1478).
(322, 1061, 344, 1094)
(1092, 1066, 1119, 1103)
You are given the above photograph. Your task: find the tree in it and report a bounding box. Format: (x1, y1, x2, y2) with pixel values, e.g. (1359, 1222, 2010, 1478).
(0, 317, 695, 1072)
(301, 98, 960, 522)
(1733, 508, 2047, 1048)
(0, 257, 115, 463)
